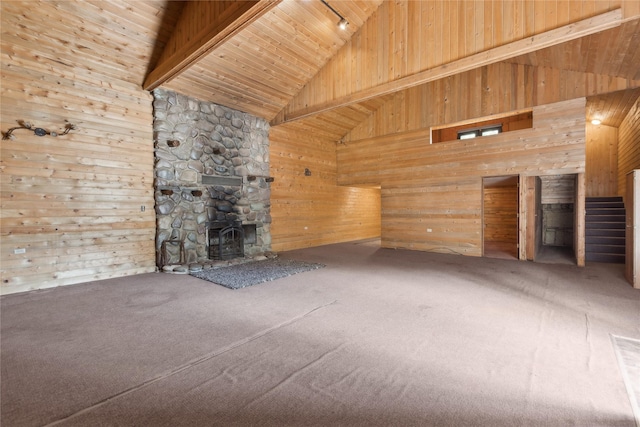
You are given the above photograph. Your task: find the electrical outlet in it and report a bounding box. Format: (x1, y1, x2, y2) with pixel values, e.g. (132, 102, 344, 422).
(14, 248, 26, 254)
(141, 205, 145, 212)
(427, 228, 432, 233)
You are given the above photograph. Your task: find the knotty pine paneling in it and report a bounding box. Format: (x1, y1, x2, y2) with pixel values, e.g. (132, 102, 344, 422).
(433, 112, 532, 143)
(1, 1, 161, 294)
(283, 0, 623, 119)
(618, 96, 640, 197)
(541, 175, 576, 205)
(163, 0, 383, 121)
(483, 186, 518, 243)
(586, 123, 618, 197)
(339, 98, 586, 257)
(155, 1, 234, 66)
(270, 124, 380, 252)
(508, 18, 640, 82)
(586, 88, 640, 128)
(346, 63, 639, 142)
(381, 177, 482, 255)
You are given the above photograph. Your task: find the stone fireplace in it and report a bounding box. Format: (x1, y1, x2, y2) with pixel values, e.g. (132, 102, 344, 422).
(152, 89, 271, 267)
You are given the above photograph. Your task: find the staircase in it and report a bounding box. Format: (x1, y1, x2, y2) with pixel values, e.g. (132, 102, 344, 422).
(585, 196, 626, 263)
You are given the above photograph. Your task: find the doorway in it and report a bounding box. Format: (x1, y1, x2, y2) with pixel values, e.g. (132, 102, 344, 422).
(483, 176, 519, 260)
(534, 175, 577, 265)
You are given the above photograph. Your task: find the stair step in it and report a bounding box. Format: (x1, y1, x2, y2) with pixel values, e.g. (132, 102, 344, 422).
(584, 196, 626, 264)
(585, 204, 625, 209)
(585, 222, 625, 230)
(585, 214, 626, 222)
(585, 244, 626, 254)
(586, 252, 625, 263)
(586, 208, 626, 215)
(585, 235, 626, 245)
(585, 228, 626, 237)
(586, 196, 624, 203)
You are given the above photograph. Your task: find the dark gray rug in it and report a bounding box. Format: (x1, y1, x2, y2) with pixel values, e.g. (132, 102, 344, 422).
(190, 258, 325, 289)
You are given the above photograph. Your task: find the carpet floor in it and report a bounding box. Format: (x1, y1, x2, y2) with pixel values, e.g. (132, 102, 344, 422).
(2, 242, 639, 426)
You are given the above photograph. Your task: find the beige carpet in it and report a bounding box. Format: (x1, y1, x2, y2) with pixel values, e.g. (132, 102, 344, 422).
(2, 242, 639, 426)
(612, 335, 640, 425)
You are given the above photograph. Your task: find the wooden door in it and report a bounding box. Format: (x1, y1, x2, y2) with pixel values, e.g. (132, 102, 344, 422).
(626, 170, 639, 288)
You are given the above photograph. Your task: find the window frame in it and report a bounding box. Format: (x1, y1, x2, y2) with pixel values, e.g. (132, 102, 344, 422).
(457, 124, 503, 140)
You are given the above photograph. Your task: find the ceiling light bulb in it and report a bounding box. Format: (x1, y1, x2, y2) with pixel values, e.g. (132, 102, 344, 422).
(338, 18, 348, 30)
(591, 119, 601, 125)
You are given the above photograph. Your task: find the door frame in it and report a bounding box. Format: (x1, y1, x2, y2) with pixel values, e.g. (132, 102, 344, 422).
(521, 173, 585, 265)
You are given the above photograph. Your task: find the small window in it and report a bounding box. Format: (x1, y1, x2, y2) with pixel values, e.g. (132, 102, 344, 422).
(481, 127, 501, 137)
(459, 131, 477, 140)
(457, 125, 502, 140)
(432, 112, 531, 144)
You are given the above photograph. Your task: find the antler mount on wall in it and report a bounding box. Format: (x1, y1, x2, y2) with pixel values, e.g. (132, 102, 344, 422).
(2, 120, 76, 140)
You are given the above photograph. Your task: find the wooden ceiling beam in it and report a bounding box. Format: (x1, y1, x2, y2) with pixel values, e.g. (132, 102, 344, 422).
(143, 0, 281, 91)
(273, 8, 623, 126)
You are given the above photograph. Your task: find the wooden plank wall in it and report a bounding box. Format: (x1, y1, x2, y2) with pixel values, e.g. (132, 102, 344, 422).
(269, 125, 380, 252)
(618, 96, 640, 197)
(284, 0, 624, 116)
(433, 112, 532, 143)
(339, 98, 586, 257)
(541, 175, 577, 204)
(483, 186, 518, 244)
(1, 2, 157, 294)
(585, 123, 618, 197)
(345, 62, 638, 141)
(381, 177, 481, 255)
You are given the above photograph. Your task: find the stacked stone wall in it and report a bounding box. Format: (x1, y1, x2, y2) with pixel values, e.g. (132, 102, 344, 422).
(152, 89, 271, 265)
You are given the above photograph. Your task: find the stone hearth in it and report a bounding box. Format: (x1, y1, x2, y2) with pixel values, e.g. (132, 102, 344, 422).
(152, 89, 271, 267)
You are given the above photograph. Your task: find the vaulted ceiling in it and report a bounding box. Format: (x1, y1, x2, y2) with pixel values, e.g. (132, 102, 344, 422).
(3, 1, 638, 138)
(147, 1, 384, 121)
(142, 0, 639, 134)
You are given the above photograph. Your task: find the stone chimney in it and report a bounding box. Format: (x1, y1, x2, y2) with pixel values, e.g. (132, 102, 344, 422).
(152, 89, 271, 266)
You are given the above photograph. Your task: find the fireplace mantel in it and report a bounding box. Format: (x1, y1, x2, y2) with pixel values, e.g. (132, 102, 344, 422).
(202, 175, 242, 187)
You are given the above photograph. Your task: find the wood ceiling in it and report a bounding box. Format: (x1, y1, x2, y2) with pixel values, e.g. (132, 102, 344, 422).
(145, 0, 638, 135)
(504, 18, 640, 127)
(151, 0, 384, 122)
(507, 18, 640, 81)
(2, 1, 638, 138)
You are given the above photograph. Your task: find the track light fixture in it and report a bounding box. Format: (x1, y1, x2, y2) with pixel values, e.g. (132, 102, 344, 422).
(320, 0, 349, 30)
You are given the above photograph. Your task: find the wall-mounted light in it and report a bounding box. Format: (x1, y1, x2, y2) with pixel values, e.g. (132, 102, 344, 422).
(304, 168, 312, 176)
(591, 119, 602, 125)
(2, 120, 76, 140)
(320, 0, 349, 30)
